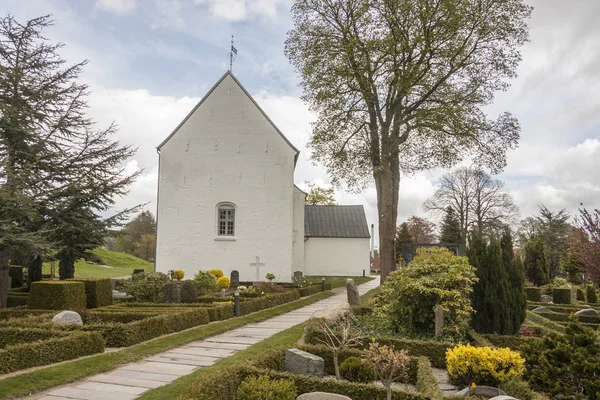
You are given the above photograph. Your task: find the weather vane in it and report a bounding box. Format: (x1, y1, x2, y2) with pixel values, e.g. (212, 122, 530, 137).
(229, 35, 237, 72)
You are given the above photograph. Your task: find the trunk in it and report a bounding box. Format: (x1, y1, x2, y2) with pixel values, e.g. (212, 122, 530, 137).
(333, 351, 340, 379)
(0, 249, 10, 308)
(386, 386, 392, 400)
(59, 250, 75, 280)
(28, 255, 43, 286)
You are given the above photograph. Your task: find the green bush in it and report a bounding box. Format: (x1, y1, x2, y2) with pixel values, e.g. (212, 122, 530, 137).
(7, 293, 28, 307)
(204, 304, 234, 322)
(120, 272, 169, 302)
(298, 285, 322, 297)
(236, 375, 297, 400)
(340, 356, 376, 383)
(8, 266, 24, 288)
(0, 327, 64, 349)
(69, 278, 112, 308)
(239, 290, 301, 315)
(163, 282, 180, 303)
(28, 281, 86, 311)
(576, 287, 586, 302)
(552, 287, 572, 304)
(587, 285, 598, 303)
(478, 334, 538, 350)
(500, 378, 535, 400)
(0, 331, 104, 374)
(193, 271, 218, 295)
(525, 287, 541, 302)
(374, 247, 477, 341)
(180, 281, 197, 303)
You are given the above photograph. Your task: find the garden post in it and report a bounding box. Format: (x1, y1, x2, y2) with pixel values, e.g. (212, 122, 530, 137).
(321, 277, 325, 291)
(234, 290, 240, 317)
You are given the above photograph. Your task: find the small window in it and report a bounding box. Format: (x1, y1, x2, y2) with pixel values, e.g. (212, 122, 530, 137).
(217, 204, 235, 236)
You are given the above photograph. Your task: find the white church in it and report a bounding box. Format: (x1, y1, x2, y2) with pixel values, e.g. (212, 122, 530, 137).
(155, 71, 371, 282)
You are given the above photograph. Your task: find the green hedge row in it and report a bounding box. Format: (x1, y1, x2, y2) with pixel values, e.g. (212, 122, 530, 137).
(88, 310, 160, 324)
(476, 334, 538, 350)
(28, 281, 86, 311)
(69, 278, 112, 308)
(552, 288, 572, 304)
(239, 290, 301, 316)
(298, 285, 322, 297)
(7, 292, 28, 307)
(416, 357, 443, 400)
(0, 309, 52, 321)
(0, 327, 65, 349)
(0, 331, 104, 374)
(525, 287, 541, 302)
(205, 304, 234, 322)
(535, 310, 600, 324)
(527, 304, 600, 314)
(84, 308, 210, 347)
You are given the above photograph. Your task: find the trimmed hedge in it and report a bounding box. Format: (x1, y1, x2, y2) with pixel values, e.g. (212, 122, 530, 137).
(533, 310, 600, 324)
(205, 304, 234, 322)
(477, 334, 539, 350)
(239, 290, 301, 316)
(69, 278, 113, 308)
(577, 288, 586, 302)
(298, 285, 322, 297)
(552, 287, 572, 304)
(416, 357, 443, 400)
(0, 331, 104, 374)
(0, 327, 64, 349)
(28, 281, 86, 311)
(587, 286, 598, 303)
(7, 292, 28, 307)
(525, 287, 541, 302)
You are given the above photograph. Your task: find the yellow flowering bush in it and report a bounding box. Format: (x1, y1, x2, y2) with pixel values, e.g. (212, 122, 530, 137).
(216, 276, 231, 289)
(446, 344, 525, 386)
(172, 270, 184, 281)
(209, 269, 224, 279)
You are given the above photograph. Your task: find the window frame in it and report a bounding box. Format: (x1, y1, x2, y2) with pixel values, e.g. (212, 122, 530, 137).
(215, 202, 236, 240)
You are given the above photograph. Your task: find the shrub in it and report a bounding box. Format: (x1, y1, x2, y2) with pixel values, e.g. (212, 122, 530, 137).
(28, 281, 86, 311)
(180, 281, 197, 303)
(236, 375, 297, 400)
(577, 287, 586, 302)
(163, 282, 180, 303)
(132, 268, 145, 275)
(120, 272, 169, 302)
(209, 269, 224, 279)
(7, 293, 28, 307)
(552, 287, 572, 304)
(340, 356, 375, 383)
(587, 285, 598, 303)
(520, 315, 600, 397)
(265, 272, 276, 282)
(239, 290, 302, 315)
(172, 269, 185, 281)
(445, 344, 525, 387)
(315, 315, 363, 379)
(524, 237, 549, 286)
(193, 271, 218, 295)
(525, 287, 541, 302)
(298, 285, 322, 297)
(69, 278, 112, 308)
(216, 276, 231, 290)
(500, 378, 536, 400)
(365, 342, 410, 400)
(374, 247, 477, 341)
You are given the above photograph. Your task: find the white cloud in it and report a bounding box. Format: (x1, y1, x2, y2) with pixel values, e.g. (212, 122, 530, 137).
(95, 0, 136, 14)
(193, 0, 291, 21)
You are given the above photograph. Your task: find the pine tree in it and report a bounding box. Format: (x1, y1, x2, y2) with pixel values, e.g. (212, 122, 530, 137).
(524, 237, 549, 286)
(440, 207, 463, 244)
(501, 231, 526, 334)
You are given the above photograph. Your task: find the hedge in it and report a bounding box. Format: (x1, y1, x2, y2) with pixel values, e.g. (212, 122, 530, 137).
(527, 304, 600, 315)
(28, 281, 86, 311)
(577, 288, 586, 302)
(0, 331, 104, 374)
(0, 327, 64, 349)
(552, 287, 572, 304)
(477, 334, 539, 350)
(533, 310, 600, 324)
(84, 308, 210, 347)
(525, 287, 541, 302)
(298, 285, 322, 297)
(416, 357, 443, 400)
(7, 293, 28, 307)
(239, 290, 301, 316)
(69, 278, 113, 308)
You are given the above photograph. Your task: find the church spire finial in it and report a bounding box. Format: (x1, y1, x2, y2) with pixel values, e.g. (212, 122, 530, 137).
(229, 35, 237, 72)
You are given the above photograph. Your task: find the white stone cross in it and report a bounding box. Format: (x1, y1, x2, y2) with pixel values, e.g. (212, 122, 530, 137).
(250, 256, 265, 281)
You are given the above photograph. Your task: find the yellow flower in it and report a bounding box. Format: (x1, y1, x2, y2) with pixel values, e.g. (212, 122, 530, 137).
(471, 382, 477, 389)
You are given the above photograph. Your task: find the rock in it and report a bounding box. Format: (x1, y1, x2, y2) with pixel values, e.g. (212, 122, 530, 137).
(346, 278, 360, 306)
(238, 285, 247, 290)
(285, 348, 324, 377)
(532, 306, 550, 313)
(489, 397, 518, 400)
(575, 308, 599, 316)
(112, 290, 129, 299)
(455, 386, 506, 397)
(311, 303, 350, 323)
(541, 295, 553, 303)
(296, 393, 352, 400)
(52, 310, 83, 326)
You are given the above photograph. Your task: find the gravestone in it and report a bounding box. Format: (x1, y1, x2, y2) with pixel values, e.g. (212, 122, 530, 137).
(434, 304, 444, 336)
(345, 278, 360, 306)
(575, 308, 599, 316)
(293, 271, 303, 280)
(297, 393, 352, 400)
(285, 348, 324, 377)
(541, 295, 553, 303)
(532, 306, 550, 313)
(230, 270, 240, 287)
(221, 288, 227, 298)
(456, 387, 506, 397)
(52, 311, 83, 326)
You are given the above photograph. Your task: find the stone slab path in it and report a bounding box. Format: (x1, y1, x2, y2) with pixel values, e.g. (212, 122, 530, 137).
(30, 278, 380, 400)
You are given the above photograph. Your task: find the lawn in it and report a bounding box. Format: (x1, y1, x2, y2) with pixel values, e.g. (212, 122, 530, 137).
(42, 248, 154, 278)
(305, 275, 374, 288)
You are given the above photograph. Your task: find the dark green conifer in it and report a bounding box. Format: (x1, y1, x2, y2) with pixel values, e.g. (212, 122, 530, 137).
(440, 207, 463, 244)
(524, 237, 549, 285)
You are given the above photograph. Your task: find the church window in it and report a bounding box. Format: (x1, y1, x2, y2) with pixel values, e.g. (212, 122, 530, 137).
(217, 203, 235, 236)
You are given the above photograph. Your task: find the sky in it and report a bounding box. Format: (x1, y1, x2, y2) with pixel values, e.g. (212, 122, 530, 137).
(3, 0, 600, 245)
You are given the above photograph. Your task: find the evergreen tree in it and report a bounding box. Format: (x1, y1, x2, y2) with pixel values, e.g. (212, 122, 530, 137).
(395, 222, 413, 264)
(524, 237, 549, 286)
(440, 207, 463, 244)
(501, 231, 526, 334)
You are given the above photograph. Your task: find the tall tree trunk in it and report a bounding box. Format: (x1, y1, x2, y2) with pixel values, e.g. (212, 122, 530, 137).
(28, 255, 43, 287)
(59, 250, 75, 280)
(0, 249, 10, 308)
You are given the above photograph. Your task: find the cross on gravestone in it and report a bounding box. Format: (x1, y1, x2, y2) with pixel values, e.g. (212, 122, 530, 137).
(250, 256, 265, 281)
(230, 270, 240, 287)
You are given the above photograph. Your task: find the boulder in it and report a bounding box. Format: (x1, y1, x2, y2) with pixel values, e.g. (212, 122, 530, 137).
(489, 397, 518, 400)
(52, 310, 83, 326)
(346, 278, 360, 306)
(541, 295, 553, 303)
(297, 393, 352, 400)
(311, 303, 350, 323)
(285, 348, 324, 377)
(455, 386, 506, 397)
(532, 306, 550, 313)
(575, 308, 599, 316)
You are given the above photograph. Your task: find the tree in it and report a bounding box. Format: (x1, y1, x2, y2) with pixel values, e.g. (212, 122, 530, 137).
(501, 230, 526, 335)
(285, 0, 531, 283)
(394, 222, 413, 264)
(405, 216, 436, 244)
(424, 167, 519, 238)
(524, 237, 549, 286)
(439, 207, 463, 244)
(117, 211, 156, 255)
(304, 182, 336, 205)
(572, 207, 600, 284)
(135, 233, 157, 261)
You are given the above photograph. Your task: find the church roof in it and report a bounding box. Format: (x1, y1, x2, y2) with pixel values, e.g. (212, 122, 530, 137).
(157, 71, 300, 164)
(304, 205, 371, 239)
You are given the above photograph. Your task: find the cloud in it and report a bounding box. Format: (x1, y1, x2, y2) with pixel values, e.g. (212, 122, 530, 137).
(193, 0, 291, 21)
(95, 0, 136, 14)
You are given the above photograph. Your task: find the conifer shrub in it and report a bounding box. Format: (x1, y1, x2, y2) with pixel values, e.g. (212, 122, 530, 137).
(163, 282, 180, 303)
(192, 271, 218, 295)
(339, 356, 376, 383)
(216, 276, 231, 289)
(236, 375, 297, 400)
(586, 285, 598, 303)
(552, 287, 571, 304)
(180, 281, 197, 303)
(525, 287, 542, 302)
(576, 287, 586, 302)
(524, 237, 549, 286)
(28, 281, 86, 311)
(209, 269, 224, 279)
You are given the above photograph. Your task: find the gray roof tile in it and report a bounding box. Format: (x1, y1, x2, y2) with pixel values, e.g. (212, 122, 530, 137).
(304, 205, 370, 238)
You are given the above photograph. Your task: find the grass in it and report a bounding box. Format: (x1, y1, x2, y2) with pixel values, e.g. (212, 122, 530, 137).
(137, 322, 308, 400)
(0, 291, 333, 398)
(305, 275, 374, 288)
(42, 248, 154, 279)
(359, 286, 380, 304)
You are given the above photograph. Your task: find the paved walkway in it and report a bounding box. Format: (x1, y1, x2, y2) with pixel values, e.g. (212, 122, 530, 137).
(33, 278, 380, 400)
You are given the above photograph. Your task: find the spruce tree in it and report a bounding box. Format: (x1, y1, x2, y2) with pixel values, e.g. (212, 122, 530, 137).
(524, 237, 549, 286)
(440, 207, 463, 244)
(501, 231, 526, 334)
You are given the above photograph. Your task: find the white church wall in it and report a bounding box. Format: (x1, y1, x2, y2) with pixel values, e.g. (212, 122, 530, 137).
(304, 237, 370, 277)
(155, 73, 297, 282)
(291, 187, 305, 275)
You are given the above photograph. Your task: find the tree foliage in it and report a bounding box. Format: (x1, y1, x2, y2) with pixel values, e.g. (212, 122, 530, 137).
(117, 211, 157, 260)
(572, 206, 600, 284)
(405, 216, 436, 244)
(394, 222, 413, 264)
(285, 0, 531, 283)
(439, 206, 463, 244)
(523, 237, 549, 286)
(304, 182, 336, 205)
